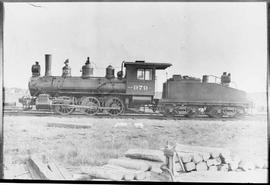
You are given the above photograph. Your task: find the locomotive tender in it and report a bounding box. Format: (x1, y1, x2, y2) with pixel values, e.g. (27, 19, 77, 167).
(25, 54, 251, 118)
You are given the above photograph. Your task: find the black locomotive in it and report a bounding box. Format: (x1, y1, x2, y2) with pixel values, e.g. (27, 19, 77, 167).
(21, 54, 251, 118)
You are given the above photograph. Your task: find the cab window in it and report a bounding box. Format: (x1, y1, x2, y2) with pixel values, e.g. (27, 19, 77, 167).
(137, 69, 152, 80)
(145, 69, 152, 80)
(137, 69, 144, 80)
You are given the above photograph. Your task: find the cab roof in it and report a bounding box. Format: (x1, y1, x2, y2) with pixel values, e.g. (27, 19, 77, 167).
(124, 61, 172, 70)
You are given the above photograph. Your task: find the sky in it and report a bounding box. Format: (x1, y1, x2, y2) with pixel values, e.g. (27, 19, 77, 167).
(3, 2, 267, 93)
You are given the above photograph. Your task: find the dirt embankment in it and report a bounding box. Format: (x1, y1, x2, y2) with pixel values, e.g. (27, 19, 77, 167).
(3, 115, 268, 179)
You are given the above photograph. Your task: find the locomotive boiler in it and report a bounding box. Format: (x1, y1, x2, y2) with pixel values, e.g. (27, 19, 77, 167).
(27, 54, 171, 116)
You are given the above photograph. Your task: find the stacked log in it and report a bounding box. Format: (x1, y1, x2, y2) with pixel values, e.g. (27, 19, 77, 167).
(81, 149, 165, 181)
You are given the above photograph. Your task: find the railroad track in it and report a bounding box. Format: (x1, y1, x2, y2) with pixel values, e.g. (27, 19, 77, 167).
(3, 107, 251, 121)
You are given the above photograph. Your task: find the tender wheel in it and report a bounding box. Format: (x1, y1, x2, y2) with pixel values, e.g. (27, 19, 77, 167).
(184, 107, 199, 118)
(206, 107, 223, 118)
(185, 111, 197, 118)
(233, 107, 245, 118)
(105, 97, 124, 116)
(54, 96, 75, 116)
(79, 96, 100, 116)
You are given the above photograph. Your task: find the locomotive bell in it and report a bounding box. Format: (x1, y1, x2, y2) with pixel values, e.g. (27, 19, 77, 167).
(106, 65, 115, 79)
(81, 57, 93, 79)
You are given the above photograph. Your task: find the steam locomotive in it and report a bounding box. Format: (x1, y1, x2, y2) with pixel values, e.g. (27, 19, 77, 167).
(21, 54, 251, 118)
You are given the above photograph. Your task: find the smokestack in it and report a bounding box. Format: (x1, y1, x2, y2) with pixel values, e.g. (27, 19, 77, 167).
(45, 54, 52, 76)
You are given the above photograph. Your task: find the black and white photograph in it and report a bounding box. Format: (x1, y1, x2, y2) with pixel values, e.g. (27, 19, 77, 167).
(0, 1, 268, 182)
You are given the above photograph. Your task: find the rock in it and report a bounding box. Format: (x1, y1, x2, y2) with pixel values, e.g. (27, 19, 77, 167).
(210, 151, 220, 158)
(215, 157, 222, 165)
(134, 123, 144, 129)
(200, 152, 211, 161)
(238, 160, 255, 171)
(184, 162, 196, 172)
(219, 152, 232, 164)
(206, 159, 216, 167)
(206, 157, 221, 167)
(208, 165, 218, 171)
(228, 160, 240, 171)
(253, 158, 265, 169)
(175, 162, 185, 172)
(195, 162, 208, 171)
(192, 154, 202, 164)
(180, 154, 192, 163)
(114, 122, 128, 128)
(218, 164, 229, 171)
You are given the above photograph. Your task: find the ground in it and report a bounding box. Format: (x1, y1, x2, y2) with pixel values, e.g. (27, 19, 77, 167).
(3, 114, 268, 182)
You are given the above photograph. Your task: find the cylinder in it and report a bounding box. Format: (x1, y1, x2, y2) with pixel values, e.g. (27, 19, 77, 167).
(202, 75, 209, 83)
(45, 54, 52, 76)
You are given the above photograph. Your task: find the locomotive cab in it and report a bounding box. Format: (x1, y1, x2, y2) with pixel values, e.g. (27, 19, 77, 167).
(124, 61, 171, 106)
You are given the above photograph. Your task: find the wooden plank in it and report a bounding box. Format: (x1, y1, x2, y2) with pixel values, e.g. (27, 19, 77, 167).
(25, 157, 48, 180)
(24, 154, 73, 180)
(125, 148, 165, 162)
(47, 157, 73, 180)
(47, 122, 92, 129)
(108, 158, 151, 171)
